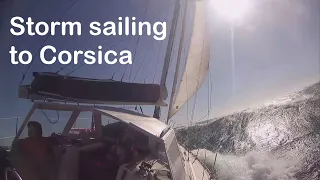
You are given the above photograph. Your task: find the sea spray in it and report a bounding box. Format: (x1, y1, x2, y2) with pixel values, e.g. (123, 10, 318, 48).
(192, 149, 299, 180)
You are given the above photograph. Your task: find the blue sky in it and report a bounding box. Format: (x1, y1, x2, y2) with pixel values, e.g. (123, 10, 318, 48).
(0, 0, 319, 131)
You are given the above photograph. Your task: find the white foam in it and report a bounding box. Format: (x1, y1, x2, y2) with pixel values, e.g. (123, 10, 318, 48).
(192, 149, 299, 180)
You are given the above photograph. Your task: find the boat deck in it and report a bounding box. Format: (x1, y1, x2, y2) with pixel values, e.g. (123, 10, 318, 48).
(180, 147, 212, 180)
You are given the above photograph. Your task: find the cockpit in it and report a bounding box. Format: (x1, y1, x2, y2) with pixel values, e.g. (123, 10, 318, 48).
(9, 102, 182, 180)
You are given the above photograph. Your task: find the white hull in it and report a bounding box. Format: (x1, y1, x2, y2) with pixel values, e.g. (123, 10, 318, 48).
(180, 146, 212, 180)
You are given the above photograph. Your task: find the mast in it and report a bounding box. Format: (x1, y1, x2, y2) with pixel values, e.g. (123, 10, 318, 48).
(166, 0, 188, 124)
(153, 0, 181, 120)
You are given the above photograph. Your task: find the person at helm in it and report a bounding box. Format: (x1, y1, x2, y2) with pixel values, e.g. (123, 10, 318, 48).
(15, 121, 57, 180)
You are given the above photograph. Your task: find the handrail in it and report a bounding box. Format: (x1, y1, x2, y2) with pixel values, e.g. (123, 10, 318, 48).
(0, 136, 14, 140)
(4, 167, 23, 180)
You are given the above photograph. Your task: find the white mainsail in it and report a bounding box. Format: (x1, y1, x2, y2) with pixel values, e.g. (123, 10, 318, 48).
(168, 0, 210, 119)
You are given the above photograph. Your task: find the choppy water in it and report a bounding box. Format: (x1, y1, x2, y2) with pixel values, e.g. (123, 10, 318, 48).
(176, 82, 320, 180)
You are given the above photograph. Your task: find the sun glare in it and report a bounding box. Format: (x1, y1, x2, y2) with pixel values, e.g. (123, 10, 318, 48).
(213, 0, 252, 21)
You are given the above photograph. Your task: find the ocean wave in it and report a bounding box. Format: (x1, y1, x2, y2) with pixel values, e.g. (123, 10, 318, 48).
(193, 149, 299, 180)
(178, 82, 320, 179)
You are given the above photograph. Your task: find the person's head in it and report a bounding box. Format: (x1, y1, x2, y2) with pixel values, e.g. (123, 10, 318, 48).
(27, 121, 42, 138)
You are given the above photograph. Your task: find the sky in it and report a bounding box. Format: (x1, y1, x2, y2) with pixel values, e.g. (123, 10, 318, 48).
(0, 0, 319, 132)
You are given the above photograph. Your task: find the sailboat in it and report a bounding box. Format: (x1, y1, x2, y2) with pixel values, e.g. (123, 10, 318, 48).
(4, 0, 215, 179)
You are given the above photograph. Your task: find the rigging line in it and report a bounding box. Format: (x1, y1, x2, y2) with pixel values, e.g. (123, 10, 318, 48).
(127, 0, 176, 82)
(103, 1, 176, 80)
(190, 68, 212, 169)
(206, 68, 212, 115)
(125, 1, 176, 81)
(55, 63, 72, 74)
(189, 68, 213, 123)
(65, 63, 86, 77)
(190, 91, 198, 124)
(139, 106, 144, 114)
(231, 23, 235, 97)
(189, 55, 203, 125)
(189, 13, 208, 125)
(186, 57, 190, 160)
(120, 42, 135, 81)
(131, 40, 156, 82)
(166, 0, 188, 124)
(120, 37, 141, 81)
(19, 0, 80, 85)
(180, 3, 190, 161)
(153, 0, 180, 120)
(16, 117, 18, 135)
(98, 35, 140, 80)
(121, 65, 129, 81)
(109, 43, 128, 80)
(172, 16, 189, 123)
(40, 109, 60, 124)
(127, 0, 150, 81)
(137, 41, 156, 82)
(99, 30, 132, 50)
(160, 1, 181, 88)
(74, 45, 124, 76)
(102, 42, 130, 79)
(182, 129, 236, 177)
(206, 69, 212, 131)
(201, 149, 207, 180)
(201, 66, 212, 177)
(151, 12, 170, 83)
(184, 0, 191, 150)
(131, 6, 176, 83)
(64, 42, 124, 77)
(166, 45, 188, 124)
(0, 117, 23, 120)
(192, 148, 200, 164)
(149, 12, 170, 83)
(116, 41, 135, 81)
(56, 28, 132, 75)
(111, 71, 116, 79)
(142, 53, 153, 83)
(152, 40, 163, 83)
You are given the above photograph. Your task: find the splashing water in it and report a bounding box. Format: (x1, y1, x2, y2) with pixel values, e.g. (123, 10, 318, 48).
(193, 149, 299, 180)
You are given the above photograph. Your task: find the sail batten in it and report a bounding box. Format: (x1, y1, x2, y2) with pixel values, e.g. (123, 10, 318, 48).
(168, 0, 210, 119)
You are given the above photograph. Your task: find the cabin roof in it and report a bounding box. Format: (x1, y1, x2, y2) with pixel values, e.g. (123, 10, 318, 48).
(95, 108, 167, 137)
(33, 102, 168, 138)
